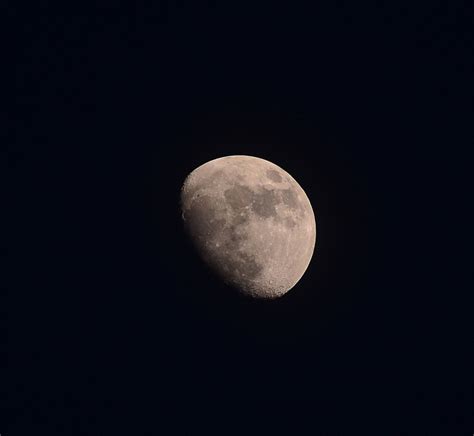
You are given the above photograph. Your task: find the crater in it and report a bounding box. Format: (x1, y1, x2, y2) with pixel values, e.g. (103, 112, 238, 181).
(284, 217, 297, 228)
(266, 169, 283, 183)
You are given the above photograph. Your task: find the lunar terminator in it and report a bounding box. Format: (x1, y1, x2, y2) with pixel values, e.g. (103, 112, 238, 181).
(180, 155, 316, 299)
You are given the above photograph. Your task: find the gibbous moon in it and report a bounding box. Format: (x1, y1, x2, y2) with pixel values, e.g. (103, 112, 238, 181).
(180, 155, 316, 299)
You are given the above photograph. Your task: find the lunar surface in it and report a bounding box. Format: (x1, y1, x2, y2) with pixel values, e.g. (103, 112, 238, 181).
(180, 155, 316, 299)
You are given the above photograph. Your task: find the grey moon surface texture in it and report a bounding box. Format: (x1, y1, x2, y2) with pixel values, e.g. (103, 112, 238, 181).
(180, 155, 316, 299)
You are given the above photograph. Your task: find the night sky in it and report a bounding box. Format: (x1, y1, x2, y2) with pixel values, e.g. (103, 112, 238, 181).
(7, 2, 473, 434)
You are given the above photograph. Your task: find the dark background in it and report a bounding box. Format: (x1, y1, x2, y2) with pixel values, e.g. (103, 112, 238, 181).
(7, 2, 473, 434)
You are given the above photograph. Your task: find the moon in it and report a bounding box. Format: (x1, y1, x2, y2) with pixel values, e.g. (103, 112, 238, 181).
(180, 155, 316, 299)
